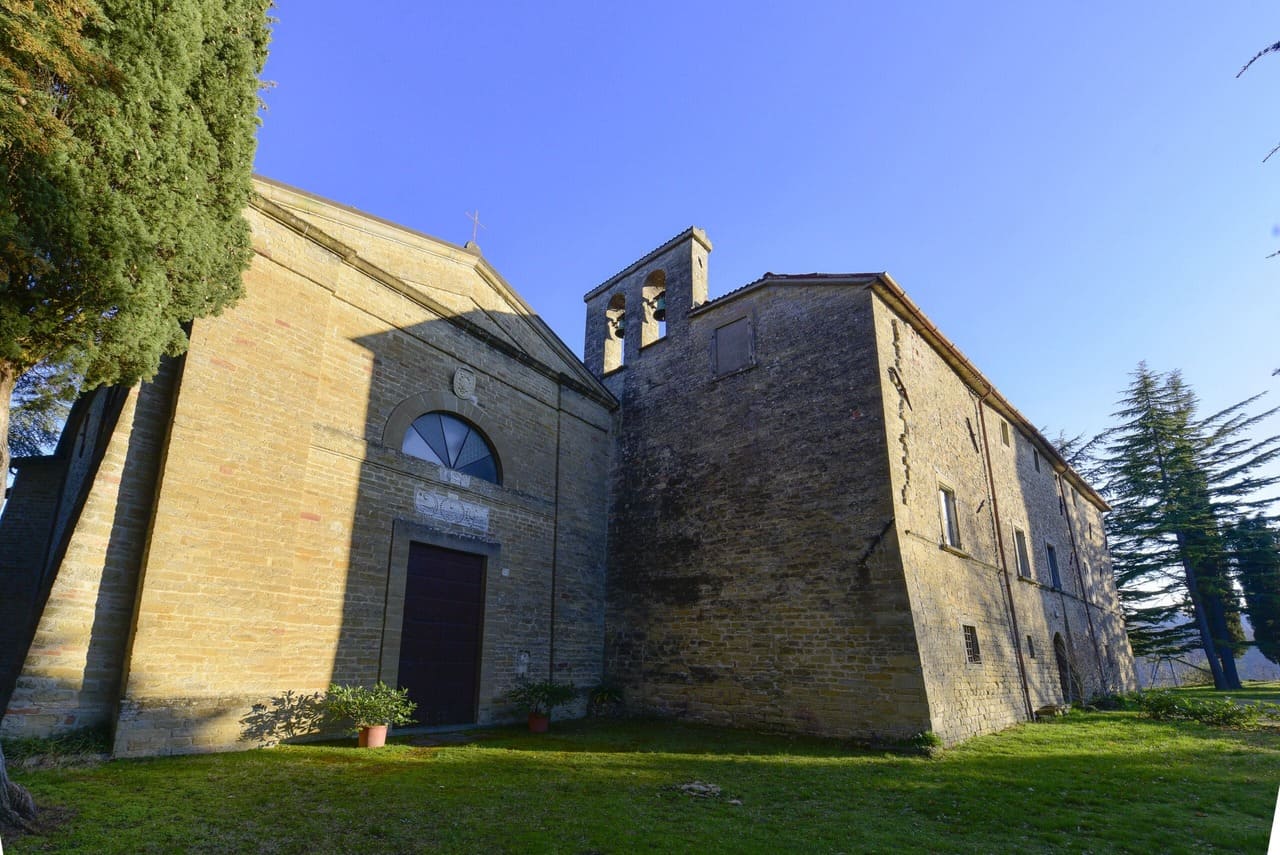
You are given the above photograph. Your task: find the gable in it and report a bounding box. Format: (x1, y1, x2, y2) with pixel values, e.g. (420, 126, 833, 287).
(252, 177, 610, 404)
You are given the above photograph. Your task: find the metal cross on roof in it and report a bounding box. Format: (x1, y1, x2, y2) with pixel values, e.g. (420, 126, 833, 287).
(465, 209, 486, 244)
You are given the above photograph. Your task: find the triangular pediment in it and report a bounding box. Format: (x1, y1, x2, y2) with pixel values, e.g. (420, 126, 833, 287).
(250, 177, 609, 402)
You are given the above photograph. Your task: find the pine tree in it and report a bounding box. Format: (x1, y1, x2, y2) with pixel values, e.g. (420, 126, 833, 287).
(1100, 365, 1280, 690)
(1228, 515, 1280, 666)
(0, 0, 271, 831)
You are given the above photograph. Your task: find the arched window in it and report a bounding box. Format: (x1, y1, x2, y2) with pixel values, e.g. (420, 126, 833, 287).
(402, 412, 501, 484)
(641, 269, 667, 346)
(604, 293, 626, 373)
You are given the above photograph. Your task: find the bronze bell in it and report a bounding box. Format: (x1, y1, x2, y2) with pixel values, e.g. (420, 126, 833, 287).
(652, 293, 666, 322)
(613, 312, 626, 339)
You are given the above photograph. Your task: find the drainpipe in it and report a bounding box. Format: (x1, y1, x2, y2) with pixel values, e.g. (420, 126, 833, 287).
(1055, 471, 1106, 691)
(976, 390, 1035, 721)
(548, 379, 564, 681)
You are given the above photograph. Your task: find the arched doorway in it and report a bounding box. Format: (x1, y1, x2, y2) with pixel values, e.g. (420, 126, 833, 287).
(1053, 633, 1081, 703)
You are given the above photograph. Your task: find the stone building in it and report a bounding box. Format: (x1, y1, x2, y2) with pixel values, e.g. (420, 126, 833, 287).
(0, 180, 1134, 755)
(584, 229, 1134, 745)
(1, 178, 615, 756)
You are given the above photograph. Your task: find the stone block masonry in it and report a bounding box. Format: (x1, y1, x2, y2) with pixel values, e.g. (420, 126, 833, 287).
(586, 234, 1134, 746)
(2, 177, 614, 757)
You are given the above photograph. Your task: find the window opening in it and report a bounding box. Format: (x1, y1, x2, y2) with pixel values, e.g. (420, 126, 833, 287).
(1046, 543, 1061, 589)
(939, 486, 961, 549)
(603, 293, 626, 372)
(1027, 635, 1036, 658)
(641, 269, 667, 346)
(1033, 447, 1041, 472)
(1000, 420, 1010, 447)
(402, 412, 500, 484)
(963, 625, 982, 664)
(1013, 527, 1031, 578)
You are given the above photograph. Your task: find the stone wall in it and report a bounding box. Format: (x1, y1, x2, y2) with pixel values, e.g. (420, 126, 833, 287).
(2, 364, 178, 739)
(4, 180, 614, 757)
(106, 185, 613, 756)
(870, 291, 1134, 743)
(589, 240, 929, 742)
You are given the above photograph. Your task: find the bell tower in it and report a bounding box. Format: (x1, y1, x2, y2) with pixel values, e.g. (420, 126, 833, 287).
(582, 227, 711, 384)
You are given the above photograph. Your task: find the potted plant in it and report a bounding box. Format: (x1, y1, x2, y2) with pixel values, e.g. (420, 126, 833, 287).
(587, 682, 624, 718)
(503, 678, 577, 732)
(323, 682, 417, 748)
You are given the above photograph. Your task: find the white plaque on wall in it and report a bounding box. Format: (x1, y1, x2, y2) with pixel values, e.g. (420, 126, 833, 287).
(414, 487, 490, 532)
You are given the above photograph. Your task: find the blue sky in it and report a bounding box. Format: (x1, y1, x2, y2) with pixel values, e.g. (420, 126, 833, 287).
(254, 2, 1280, 456)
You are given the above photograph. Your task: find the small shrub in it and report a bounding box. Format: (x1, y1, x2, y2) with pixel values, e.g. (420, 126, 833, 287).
(1132, 690, 1266, 728)
(1088, 692, 1132, 711)
(503, 679, 577, 716)
(587, 683, 624, 717)
(323, 682, 417, 732)
(0, 723, 112, 764)
(909, 730, 943, 753)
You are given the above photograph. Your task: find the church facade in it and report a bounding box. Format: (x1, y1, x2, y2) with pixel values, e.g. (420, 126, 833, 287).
(0, 179, 1134, 755)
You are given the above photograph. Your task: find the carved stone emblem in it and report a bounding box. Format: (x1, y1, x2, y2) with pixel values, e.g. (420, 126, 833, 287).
(453, 367, 478, 402)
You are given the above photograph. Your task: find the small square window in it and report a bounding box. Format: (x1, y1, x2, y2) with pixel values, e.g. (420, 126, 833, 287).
(713, 317, 753, 375)
(939, 486, 961, 549)
(1000, 420, 1010, 447)
(1046, 543, 1062, 590)
(1027, 635, 1036, 658)
(1013, 528, 1031, 578)
(963, 625, 982, 664)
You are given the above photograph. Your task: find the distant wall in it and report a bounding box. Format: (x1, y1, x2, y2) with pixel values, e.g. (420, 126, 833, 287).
(870, 293, 1134, 743)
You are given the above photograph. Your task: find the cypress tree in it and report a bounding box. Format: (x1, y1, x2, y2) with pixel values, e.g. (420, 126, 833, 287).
(0, 0, 271, 830)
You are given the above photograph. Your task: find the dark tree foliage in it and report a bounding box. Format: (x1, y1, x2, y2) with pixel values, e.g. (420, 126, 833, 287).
(0, 0, 271, 831)
(1100, 365, 1279, 690)
(1228, 515, 1280, 666)
(7, 364, 76, 458)
(0, 0, 272, 478)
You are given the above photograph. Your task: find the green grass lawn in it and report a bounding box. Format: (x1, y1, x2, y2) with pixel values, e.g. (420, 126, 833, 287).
(1170, 680, 1280, 705)
(4, 709, 1278, 854)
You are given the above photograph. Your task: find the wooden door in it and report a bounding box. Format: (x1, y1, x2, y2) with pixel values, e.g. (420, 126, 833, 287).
(397, 543, 486, 725)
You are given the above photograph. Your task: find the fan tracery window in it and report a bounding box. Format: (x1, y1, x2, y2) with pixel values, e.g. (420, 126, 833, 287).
(401, 412, 500, 484)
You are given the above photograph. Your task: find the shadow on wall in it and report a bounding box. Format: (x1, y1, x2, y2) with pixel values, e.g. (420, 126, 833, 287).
(0, 362, 174, 736)
(4, 302, 606, 754)
(330, 309, 606, 731)
(238, 690, 326, 747)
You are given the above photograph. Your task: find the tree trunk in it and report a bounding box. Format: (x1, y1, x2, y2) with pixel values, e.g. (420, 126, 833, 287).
(0, 362, 38, 830)
(1203, 590, 1244, 690)
(1180, 554, 1228, 689)
(0, 742, 38, 831)
(1, 360, 15, 491)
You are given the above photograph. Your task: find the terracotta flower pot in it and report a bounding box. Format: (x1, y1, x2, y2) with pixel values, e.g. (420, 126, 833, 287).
(358, 724, 389, 748)
(527, 712, 550, 733)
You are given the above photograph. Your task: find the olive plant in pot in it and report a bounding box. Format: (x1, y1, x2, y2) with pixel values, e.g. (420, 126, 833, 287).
(323, 682, 417, 748)
(503, 678, 577, 732)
